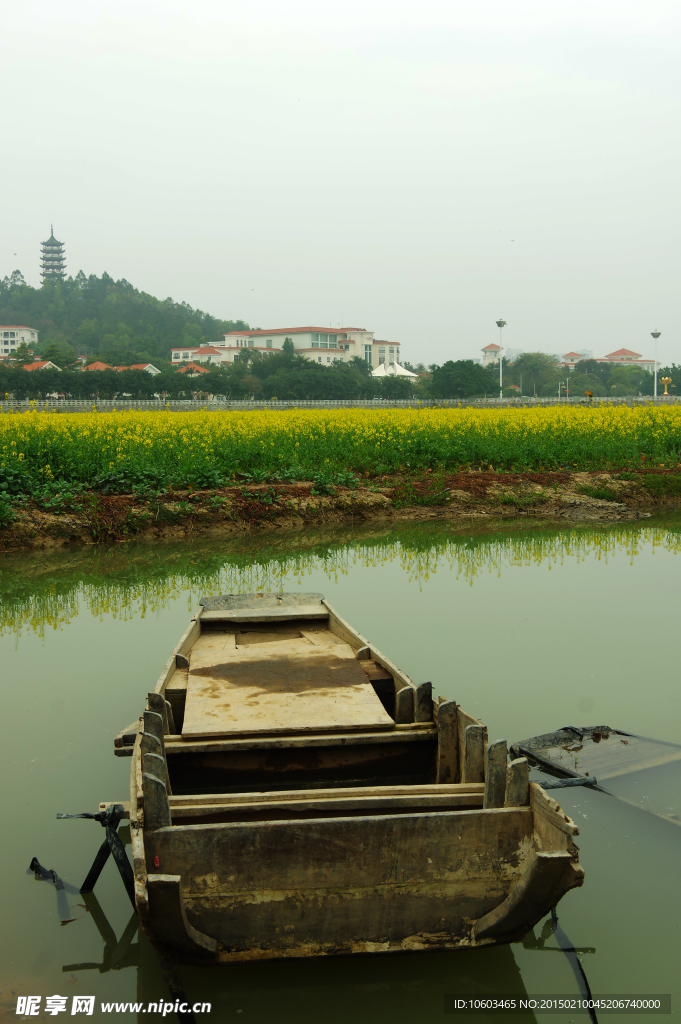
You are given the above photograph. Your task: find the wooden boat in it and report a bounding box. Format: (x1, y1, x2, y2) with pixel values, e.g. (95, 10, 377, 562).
(112, 592, 584, 962)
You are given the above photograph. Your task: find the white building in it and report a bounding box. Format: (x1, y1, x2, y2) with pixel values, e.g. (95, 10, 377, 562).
(170, 346, 225, 366)
(481, 343, 500, 366)
(1, 325, 38, 357)
(170, 327, 402, 369)
(598, 348, 655, 372)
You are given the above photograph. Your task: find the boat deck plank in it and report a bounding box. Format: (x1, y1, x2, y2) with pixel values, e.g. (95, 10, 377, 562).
(183, 634, 394, 738)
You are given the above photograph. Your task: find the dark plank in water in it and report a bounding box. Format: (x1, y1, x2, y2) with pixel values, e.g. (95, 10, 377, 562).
(511, 725, 681, 782)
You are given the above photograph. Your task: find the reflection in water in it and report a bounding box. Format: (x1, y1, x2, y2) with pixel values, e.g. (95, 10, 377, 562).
(2, 518, 681, 638)
(62, 894, 551, 1024)
(63, 894, 140, 974)
(57, 893, 603, 1024)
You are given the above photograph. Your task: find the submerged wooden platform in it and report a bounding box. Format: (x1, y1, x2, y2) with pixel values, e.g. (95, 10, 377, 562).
(511, 725, 681, 782)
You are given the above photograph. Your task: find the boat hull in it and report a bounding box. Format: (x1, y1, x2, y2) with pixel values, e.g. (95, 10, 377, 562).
(120, 594, 583, 962)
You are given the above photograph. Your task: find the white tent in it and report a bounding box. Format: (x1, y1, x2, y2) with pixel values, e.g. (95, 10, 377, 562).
(371, 361, 418, 379)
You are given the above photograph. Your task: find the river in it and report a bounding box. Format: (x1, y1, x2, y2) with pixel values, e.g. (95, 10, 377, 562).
(1, 517, 679, 1022)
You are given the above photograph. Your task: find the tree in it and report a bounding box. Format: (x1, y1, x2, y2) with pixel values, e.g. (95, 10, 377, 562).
(348, 355, 371, 377)
(430, 360, 491, 399)
(380, 376, 414, 399)
(241, 374, 263, 398)
(564, 372, 606, 397)
(282, 338, 295, 359)
(41, 342, 71, 368)
(13, 342, 34, 366)
(574, 359, 612, 386)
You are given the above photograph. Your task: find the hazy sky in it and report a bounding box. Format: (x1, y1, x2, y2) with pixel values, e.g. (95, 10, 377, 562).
(2, 0, 680, 365)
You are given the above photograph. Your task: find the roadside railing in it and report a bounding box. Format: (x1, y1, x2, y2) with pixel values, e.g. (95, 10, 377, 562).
(0, 396, 678, 413)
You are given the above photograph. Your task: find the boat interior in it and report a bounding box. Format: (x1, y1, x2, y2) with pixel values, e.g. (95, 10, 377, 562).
(118, 593, 529, 826)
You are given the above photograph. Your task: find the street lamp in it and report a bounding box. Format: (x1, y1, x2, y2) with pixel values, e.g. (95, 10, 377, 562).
(495, 320, 506, 399)
(651, 331, 661, 399)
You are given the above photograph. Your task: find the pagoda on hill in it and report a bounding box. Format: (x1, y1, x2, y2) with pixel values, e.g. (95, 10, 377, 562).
(40, 226, 66, 282)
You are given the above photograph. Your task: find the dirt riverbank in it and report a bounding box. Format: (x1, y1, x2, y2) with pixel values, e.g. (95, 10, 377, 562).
(3, 469, 681, 552)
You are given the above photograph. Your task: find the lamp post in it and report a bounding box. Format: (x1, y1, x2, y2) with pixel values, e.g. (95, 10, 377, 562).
(651, 331, 661, 399)
(495, 320, 506, 399)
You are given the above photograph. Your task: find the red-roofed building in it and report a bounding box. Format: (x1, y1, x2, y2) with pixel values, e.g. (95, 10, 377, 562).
(170, 326, 403, 370)
(481, 343, 500, 367)
(560, 351, 589, 368)
(169, 346, 224, 366)
(556, 348, 654, 371)
(176, 362, 210, 376)
(23, 360, 61, 372)
(114, 363, 161, 375)
(604, 348, 641, 361)
(599, 349, 655, 372)
(82, 360, 114, 371)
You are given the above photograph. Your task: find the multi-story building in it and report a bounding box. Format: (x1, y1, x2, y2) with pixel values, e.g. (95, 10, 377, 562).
(170, 327, 401, 369)
(598, 348, 655, 372)
(0, 325, 39, 357)
(481, 343, 500, 366)
(558, 348, 654, 372)
(169, 347, 225, 366)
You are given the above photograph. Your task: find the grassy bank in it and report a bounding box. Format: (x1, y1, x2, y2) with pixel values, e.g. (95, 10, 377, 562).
(2, 465, 681, 550)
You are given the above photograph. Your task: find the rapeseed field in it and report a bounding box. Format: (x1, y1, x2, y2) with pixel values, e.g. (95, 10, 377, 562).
(1, 405, 681, 492)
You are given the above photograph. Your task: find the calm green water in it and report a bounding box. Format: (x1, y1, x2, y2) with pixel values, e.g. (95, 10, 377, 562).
(1, 518, 680, 1023)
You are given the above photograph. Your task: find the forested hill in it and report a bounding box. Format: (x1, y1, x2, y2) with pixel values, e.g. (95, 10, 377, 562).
(0, 270, 248, 366)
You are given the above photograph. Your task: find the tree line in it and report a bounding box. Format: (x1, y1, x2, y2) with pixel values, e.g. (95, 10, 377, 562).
(0, 270, 247, 367)
(0, 271, 671, 399)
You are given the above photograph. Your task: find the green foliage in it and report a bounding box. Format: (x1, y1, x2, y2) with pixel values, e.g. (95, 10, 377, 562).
(575, 360, 654, 397)
(0, 272, 249, 364)
(91, 467, 168, 496)
(13, 342, 35, 366)
(430, 360, 492, 399)
(576, 484, 621, 501)
(41, 342, 73, 368)
(380, 375, 415, 399)
(32, 481, 91, 513)
(501, 353, 655, 397)
(564, 373, 606, 397)
(0, 492, 17, 526)
(640, 474, 681, 496)
(310, 470, 359, 495)
(390, 475, 453, 508)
